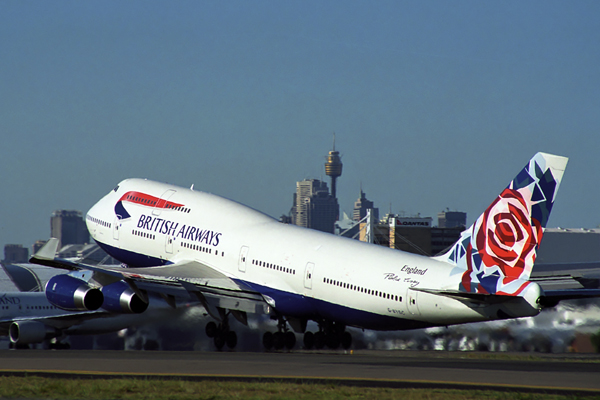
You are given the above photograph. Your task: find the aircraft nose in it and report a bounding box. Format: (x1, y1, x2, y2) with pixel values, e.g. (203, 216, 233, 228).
(85, 192, 116, 239)
(86, 197, 104, 221)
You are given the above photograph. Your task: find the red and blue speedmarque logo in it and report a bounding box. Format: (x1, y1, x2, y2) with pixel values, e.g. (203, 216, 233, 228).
(114, 191, 185, 220)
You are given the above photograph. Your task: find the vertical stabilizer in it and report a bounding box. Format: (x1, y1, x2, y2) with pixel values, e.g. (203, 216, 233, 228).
(440, 153, 568, 295)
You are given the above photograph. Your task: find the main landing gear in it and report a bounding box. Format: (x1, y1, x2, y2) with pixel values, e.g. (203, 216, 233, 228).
(263, 317, 296, 350)
(261, 318, 353, 351)
(48, 340, 71, 350)
(204, 307, 249, 351)
(303, 321, 352, 350)
(205, 320, 237, 351)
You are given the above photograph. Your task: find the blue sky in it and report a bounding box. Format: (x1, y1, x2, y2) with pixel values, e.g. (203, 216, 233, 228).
(1, 1, 599, 252)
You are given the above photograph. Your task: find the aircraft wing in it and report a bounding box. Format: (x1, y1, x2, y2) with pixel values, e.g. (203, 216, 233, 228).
(529, 266, 600, 306)
(0, 309, 109, 338)
(30, 239, 268, 321)
(540, 289, 600, 305)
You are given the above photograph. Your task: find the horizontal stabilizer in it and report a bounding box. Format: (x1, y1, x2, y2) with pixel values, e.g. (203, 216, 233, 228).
(540, 289, 600, 307)
(410, 288, 515, 305)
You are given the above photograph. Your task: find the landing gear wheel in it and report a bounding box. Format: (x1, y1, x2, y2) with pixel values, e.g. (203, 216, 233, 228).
(303, 331, 314, 350)
(326, 333, 340, 349)
(49, 342, 70, 350)
(314, 331, 325, 350)
(263, 331, 274, 350)
(214, 332, 225, 350)
(225, 331, 237, 349)
(273, 331, 285, 350)
(205, 321, 217, 338)
(341, 331, 352, 349)
(284, 331, 296, 349)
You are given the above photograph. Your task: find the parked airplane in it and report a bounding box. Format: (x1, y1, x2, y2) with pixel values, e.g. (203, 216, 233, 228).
(0, 264, 198, 348)
(31, 152, 595, 351)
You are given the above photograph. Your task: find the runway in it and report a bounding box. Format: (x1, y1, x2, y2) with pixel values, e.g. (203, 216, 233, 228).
(1, 350, 600, 395)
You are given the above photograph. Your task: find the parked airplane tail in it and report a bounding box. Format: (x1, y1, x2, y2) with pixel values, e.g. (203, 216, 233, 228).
(438, 153, 568, 296)
(1, 263, 43, 292)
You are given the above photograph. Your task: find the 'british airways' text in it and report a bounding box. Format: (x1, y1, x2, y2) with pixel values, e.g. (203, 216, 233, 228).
(136, 214, 221, 246)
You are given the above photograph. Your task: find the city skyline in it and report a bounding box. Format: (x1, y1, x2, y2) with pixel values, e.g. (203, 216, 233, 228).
(2, 1, 599, 251)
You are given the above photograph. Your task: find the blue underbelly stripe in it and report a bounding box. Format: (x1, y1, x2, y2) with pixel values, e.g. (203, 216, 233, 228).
(95, 240, 169, 267)
(95, 239, 430, 331)
(237, 280, 430, 331)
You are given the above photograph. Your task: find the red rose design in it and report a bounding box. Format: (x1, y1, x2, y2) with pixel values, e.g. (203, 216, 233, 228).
(474, 188, 542, 280)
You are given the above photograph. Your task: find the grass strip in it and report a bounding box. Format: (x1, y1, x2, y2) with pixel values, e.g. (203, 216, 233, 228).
(0, 376, 597, 400)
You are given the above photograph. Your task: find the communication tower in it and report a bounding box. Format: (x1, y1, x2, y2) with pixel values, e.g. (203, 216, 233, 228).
(324, 134, 343, 200)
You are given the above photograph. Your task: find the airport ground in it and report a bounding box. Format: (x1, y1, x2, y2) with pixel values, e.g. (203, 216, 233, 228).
(1, 349, 600, 397)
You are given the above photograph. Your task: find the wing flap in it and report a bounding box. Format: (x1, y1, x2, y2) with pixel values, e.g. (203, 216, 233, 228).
(178, 280, 267, 322)
(116, 261, 249, 291)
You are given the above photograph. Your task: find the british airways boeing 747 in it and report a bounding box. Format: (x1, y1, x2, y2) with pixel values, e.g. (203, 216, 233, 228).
(32, 153, 593, 350)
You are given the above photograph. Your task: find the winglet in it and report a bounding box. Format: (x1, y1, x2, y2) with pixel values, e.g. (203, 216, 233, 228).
(30, 238, 60, 261)
(29, 238, 79, 271)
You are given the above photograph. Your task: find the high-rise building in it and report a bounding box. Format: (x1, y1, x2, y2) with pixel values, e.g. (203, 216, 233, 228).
(352, 189, 379, 222)
(3, 244, 29, 263)
(437, 210, 467, 228)
(430, 227, 464, 256)
(359, 214, 432, 255)
(51, 210, 89, 250)
(291, 179, 338, 234)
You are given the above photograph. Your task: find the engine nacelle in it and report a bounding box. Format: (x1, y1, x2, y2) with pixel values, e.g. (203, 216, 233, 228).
(101, 281, 148, 314)
(45, 274, 104, 311)
(9, 321, 58, 344)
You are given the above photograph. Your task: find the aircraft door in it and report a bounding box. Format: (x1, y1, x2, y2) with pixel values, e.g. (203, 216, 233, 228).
(238, 246, 249, 272)
(153, 189, 176, 216)
(407, 289, 420, 316)
(113, 216, 120, 241)
(165, 235, 174, 254)
(304, 262, 315, 290)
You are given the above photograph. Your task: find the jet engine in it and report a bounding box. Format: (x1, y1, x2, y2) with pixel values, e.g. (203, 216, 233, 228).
(101, 281, 148, 314)
(45, 274, 104, 311)
(9, 321, 58, 344)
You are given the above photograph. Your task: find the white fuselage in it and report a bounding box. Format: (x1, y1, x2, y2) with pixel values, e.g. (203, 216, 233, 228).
(86, 179, 540, 331)
(0, 292, 66, 322)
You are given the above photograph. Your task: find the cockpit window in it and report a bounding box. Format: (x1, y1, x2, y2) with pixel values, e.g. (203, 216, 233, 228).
(113, 185, 119, 193)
